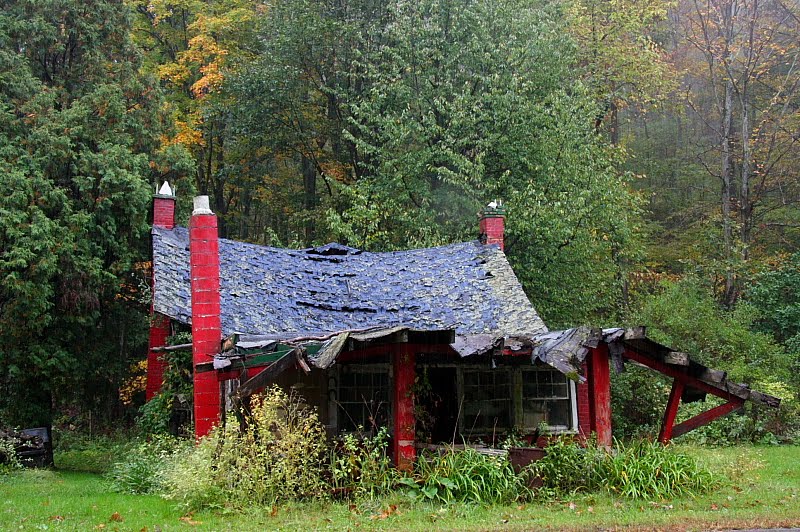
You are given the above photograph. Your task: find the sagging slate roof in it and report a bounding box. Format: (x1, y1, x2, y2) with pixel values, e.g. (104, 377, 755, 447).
(152, 226, 547, 338)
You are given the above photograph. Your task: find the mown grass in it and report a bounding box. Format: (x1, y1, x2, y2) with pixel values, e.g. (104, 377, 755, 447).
(1, 445, 797, 531)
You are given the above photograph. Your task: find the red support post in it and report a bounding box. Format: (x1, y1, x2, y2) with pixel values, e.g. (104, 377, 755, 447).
(624, 348, 748, 440)
(190, 197, 222, 438)
(576, 362, 592, 437)
(658, 378, 685, 443)
(589, 344, 612, 447)
(392, 344, 416, 471)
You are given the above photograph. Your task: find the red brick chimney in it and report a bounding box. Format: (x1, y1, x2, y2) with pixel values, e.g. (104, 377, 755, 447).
(479, 200, 506, 251)
(189, 195, 222, 438)
(146, 182, 176, 401)
(153, 181, 176, 229)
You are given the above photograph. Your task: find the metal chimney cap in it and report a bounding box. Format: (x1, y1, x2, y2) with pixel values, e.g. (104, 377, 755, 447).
(193, 196, 214, 215)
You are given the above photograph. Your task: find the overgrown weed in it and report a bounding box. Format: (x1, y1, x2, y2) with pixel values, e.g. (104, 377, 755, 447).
(106, 434, 189, 494)
(531, 438, 717, 500)
(401, 447, 532, 504)
(163, 386, 329, 510)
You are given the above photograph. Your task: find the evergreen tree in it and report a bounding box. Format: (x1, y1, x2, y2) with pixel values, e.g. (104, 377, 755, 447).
(0, 0, 183, 425)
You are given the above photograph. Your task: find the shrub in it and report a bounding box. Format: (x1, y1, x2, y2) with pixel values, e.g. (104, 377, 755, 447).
(528, 436, 607, 496)
(400, 447, 532, 504)
(164, 386, 329, 510)
(330, 426, 398, 499)
(530, 438, 716, 500)
(0, 435, 22, 475)
(107, 435, 189, 494)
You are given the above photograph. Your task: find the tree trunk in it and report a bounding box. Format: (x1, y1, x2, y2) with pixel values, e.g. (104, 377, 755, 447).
(721, 1, 737, 307)
(302, 155, 316, 243)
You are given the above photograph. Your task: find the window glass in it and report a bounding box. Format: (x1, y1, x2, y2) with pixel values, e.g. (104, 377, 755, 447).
(462, 369, 511, 432)
(522, 368, 572, 429)
(338, 366, 389, 432)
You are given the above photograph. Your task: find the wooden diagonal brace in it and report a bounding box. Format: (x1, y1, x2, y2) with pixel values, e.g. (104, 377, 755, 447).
(623, 348, 742, 402)
(670, 399, 744, 439)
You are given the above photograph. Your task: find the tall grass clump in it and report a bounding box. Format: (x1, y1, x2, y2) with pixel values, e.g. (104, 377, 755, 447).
(164, 386, 328, 510)
(400, 447, 532, 504)
(531, 438, 716, 500)
(600, 439, 716, 499)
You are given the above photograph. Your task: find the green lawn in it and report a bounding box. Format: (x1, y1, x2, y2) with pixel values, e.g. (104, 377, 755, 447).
(1, 445, 798, 531)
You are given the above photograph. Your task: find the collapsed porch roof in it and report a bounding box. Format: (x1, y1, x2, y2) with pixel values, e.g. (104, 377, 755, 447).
(202, 324, 780, 410)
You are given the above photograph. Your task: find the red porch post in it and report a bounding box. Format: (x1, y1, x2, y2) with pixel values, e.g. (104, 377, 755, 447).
(190, 196, 222, 438)
(576, 371, 592, 437)
(623, 348, 748, 441)
(588, 344, 612, 447)
(146, 182, 176, 400)
(658, 379, 685, 443)
(392, 344, 416, 471)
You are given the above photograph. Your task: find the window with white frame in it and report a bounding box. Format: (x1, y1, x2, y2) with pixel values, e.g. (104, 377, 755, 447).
(456, 366, 577, 435)
(521, 368, 574, 430)
(337, 365, 389, 432)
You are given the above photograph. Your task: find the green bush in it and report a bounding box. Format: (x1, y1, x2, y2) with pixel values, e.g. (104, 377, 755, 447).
(530, 438, 716, 500)
(748, 253, 800, 353)
(164, 386, 329, 510)
(619, 277, 795, 441)
(611, 366, 667, 439)
(330, 426, 398, 499)
(630, 278, 788, 383)
(107, 435, 189, 494)
(0, 436, 23, 475)
(528, 436, 606, 496)
(400, 447, 532, 504)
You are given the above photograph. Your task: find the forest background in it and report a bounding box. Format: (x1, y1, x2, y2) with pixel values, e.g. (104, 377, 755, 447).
(0, 0, 798, 440)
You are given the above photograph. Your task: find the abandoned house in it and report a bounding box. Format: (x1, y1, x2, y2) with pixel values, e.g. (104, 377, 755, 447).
(145, 184, 779, 468)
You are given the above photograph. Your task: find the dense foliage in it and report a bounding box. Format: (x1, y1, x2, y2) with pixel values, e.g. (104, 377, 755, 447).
(164, 386, 330, 509)
(223, 0, 640, 325)
(0, 0, 171, 425)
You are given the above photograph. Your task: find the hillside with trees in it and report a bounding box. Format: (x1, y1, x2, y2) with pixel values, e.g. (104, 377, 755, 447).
(0, 0, 797, 440)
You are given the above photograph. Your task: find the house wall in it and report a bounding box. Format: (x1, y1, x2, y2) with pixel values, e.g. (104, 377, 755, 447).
(270, 349, 580, 449)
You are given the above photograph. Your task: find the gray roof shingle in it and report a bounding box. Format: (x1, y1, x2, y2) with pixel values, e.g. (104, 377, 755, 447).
(152, 226, 547, 338)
